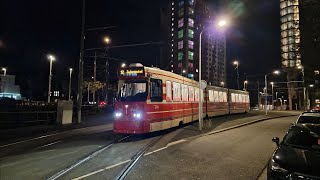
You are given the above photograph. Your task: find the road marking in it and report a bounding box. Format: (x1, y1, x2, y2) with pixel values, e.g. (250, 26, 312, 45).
(72, 160, 130, 180)
(166, 139, 186, 147)
(36, 141, 62, 149)
(144, 147, 167, 156)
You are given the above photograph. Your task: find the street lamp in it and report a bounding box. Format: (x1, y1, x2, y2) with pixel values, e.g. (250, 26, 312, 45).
(297, 65, 307, 111)
(243, 80, 248, 91)
(47, 54, 56, 103)
(103, 36, 111, 45)
(233, 61, 240, 89)
(198, 18, 228, 130)
(121, 63, 126, 68)
(270, 82, 274, 108)
(2, 68, 6, 76)
(264, 70, 280, 115)
(309, 84, 314, 88)
(221, 81, 225, 87)
(69, 68, 73, 101)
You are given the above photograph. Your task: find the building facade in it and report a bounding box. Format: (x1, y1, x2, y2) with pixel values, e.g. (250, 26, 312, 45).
(161, 0, 226, 86)
(0, 75, 21, 100)
(280, 0, 320, 109)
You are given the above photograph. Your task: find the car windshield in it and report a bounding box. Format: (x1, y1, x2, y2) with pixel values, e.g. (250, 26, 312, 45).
(297, 115, 320, 124)
(283, 126, 320, 150)
(119, 80, 148, 102)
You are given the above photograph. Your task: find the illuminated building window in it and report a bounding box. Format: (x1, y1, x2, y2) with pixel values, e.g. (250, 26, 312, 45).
(188, 62, 193, 68)
(188, 8, 194, 15)
(171, 54, 174, 57)
(178, 52, 183, 60)
(178, 30, 184, 39)
(178, 41, 183, 49)
(178, 8, 184, 17)
(188, 51, 193, 60)
(188, 18, 194, 27)
(178, 19, 184, 28)
(54, 91, 59, 97)
(189, 0, 194, 5)
(188, 29, 194, 38)
(188, 40, 194, 49)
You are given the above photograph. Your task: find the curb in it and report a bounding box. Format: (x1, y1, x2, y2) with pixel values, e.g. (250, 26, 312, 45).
(184, 114, 298, 142)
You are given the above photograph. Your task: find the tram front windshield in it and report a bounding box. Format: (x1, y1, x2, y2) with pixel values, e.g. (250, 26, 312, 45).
(120, 80, 148, 102)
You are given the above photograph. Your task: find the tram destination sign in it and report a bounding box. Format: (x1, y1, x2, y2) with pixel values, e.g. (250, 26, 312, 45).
(119, 67, 145, 77)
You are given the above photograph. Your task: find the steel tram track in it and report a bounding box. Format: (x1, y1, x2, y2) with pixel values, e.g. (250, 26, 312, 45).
(114, 136, 163, 180)
(46, 134, 163, 180)
(46, 135, 132, 180)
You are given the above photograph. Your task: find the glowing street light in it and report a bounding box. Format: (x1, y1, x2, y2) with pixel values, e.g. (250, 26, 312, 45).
(2, 68, 7, 76)
(47, 54, 56, 103)
(309, 84, 314, 88)
(103, 36, 111, 44)
(69, 68, 73, 100)
(221, 81, 225, 87)
(121, 63, 126, 68)
(243, 80, 248, 91)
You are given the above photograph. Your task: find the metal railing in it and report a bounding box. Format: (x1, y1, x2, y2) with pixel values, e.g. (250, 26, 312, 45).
(0, 111, 57, 129)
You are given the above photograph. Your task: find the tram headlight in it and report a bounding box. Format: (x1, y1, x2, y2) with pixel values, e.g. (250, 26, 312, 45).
(115, 112, 122, 118)
(133, 113, 142, 119)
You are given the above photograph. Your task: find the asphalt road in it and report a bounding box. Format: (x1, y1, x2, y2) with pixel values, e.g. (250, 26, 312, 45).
(127, 116, 296, 180)
(0, 113, 298, 180)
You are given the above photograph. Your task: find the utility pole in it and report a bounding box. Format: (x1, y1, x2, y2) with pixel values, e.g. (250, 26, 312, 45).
(93, 51, 97, 103)
(257, 80, 260, 108)
(77, 0, 86, 123)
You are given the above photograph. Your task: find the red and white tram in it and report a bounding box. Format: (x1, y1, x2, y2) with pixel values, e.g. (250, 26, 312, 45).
(114, 63, 250, 134)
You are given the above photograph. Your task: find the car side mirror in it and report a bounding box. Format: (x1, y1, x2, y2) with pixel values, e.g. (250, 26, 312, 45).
(272, 137, 280, 146)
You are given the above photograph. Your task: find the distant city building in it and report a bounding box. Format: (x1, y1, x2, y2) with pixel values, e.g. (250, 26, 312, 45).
(280, 0, 320, 109)
(160, 0, 226, 86)
(0, 75, 22, 100)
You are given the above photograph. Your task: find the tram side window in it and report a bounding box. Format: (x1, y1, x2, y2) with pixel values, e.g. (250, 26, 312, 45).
(173, 82, 181, 101)
(214, 91, 219, 102)
(189, 86, 194, 101)
(181, 84, 189, 101)
(223, 92, 227, 102)
(150, 79, 163, 102)
(195, 87, 199, 101)
(239, 94, 243, 103)
(166, 81, 172, 102)
(219, 91, 223, 102)
(231, 93, 235, 103)
(208, 90, 214, 102)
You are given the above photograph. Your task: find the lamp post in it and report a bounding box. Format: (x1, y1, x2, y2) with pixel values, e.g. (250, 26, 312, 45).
(2, 68, 6, 76)
(103, 36, 111, 104)
(198, 19, 228, 131)
(243, 80, 248, 91)
(233, 61, 240, 89)
(47, 54, 55, 103)
(298, 65, 307, 111)
(265, 70, 280, 115)
(69, 68, 73, 100)
(221, 81, 225, 87)
(270, 82, 274, 109)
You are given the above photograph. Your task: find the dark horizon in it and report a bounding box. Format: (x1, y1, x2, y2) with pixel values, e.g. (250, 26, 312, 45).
(0, 0, 282, 100)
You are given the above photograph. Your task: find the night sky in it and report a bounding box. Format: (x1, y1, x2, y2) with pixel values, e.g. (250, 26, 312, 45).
(0, 0, 281, 99)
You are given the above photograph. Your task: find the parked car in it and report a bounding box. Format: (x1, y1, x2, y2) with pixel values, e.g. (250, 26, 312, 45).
(295, 112, 320, 124)
(267, 124, 320, 179)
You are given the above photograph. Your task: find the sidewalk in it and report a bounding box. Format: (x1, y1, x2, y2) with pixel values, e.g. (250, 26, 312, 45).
(169, 110, 301, 143)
